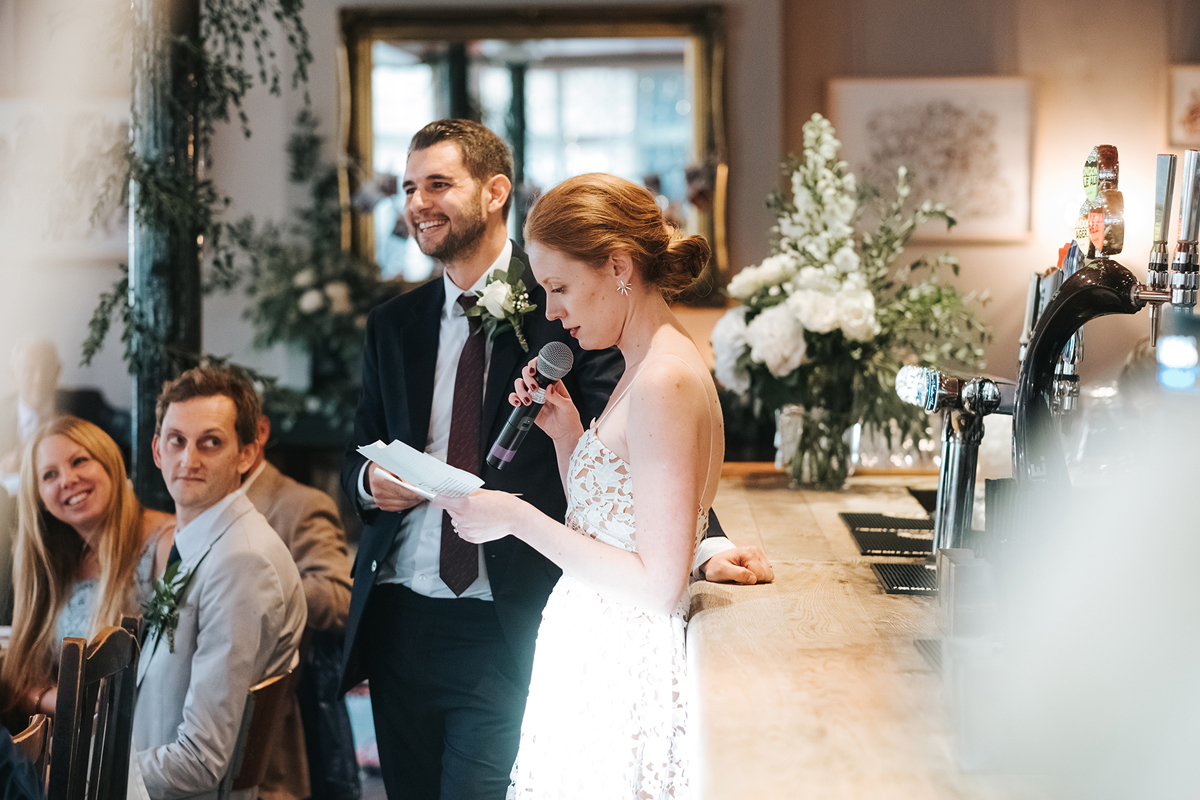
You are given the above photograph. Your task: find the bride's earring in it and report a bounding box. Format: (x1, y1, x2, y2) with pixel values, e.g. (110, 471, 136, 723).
(617, 279, 632, 297)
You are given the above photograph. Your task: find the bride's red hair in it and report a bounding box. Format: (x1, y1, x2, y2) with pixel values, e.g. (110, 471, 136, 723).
(524, 173, 710, 299)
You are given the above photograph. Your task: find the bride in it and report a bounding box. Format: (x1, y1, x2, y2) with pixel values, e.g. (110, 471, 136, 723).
(439, 173, 723, 799)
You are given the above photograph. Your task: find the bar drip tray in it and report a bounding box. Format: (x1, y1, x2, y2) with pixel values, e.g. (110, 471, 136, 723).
(914, 638, 942, 674)
(839, 512, 934, 557)
(906, 487, 938, 515)
(872, 562, 938, 595)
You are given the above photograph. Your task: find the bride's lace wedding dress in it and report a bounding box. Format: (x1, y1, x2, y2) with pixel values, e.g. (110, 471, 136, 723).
(508, 363, 710, 800)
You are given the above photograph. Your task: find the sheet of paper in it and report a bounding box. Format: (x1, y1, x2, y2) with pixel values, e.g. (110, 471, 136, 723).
(357, 440, 484, 499)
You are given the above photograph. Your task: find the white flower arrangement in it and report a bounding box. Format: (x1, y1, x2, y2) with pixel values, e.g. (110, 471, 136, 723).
(713, 113, 990, 445)
(465, 257, 538, 352)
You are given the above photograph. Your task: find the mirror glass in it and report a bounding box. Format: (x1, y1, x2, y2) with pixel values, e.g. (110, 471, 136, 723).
(342, 9, 727, 301)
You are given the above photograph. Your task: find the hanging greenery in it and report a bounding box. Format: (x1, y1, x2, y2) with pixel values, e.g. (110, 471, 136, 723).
(83, 0, 314, 377)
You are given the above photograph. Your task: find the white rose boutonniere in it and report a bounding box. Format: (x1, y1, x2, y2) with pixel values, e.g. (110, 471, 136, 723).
(465, 257, 538, 352)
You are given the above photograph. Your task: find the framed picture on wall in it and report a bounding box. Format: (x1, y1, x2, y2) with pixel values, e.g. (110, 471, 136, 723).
(1169, 65, 1200, 147)
(828, 76, 1033, 243)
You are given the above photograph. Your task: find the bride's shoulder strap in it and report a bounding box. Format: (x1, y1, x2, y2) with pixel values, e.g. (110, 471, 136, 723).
(597, 352, 706, 425)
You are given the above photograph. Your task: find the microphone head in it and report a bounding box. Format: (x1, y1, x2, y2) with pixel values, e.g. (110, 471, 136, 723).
(536, 341, 574, 382)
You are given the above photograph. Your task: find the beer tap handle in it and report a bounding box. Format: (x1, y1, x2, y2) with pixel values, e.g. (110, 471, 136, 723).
(1171, 149, 1200, 311)
(1018, 272, 1040, 363)
(1148, 153, 1177, 345)
(895, 366, 1014, 416)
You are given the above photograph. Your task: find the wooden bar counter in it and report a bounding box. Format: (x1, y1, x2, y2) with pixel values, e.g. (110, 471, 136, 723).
(692, 465, 1019, 799)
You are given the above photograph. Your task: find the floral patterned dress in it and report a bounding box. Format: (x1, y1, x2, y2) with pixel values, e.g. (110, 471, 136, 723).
(507, 411, 707, 800)
(55, 524, 168, 643)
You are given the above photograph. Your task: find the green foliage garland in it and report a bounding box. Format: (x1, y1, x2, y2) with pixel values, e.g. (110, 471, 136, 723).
(83, 0, 314, 376)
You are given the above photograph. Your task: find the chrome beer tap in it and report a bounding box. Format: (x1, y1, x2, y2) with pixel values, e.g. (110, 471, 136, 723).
(1147, 153, 1177, 344)
(1012, 146, 1199, 496)
(896, 366, 1015, 554)
(1053, 243, 1086, 413)
(1170, 149, 1200, 314)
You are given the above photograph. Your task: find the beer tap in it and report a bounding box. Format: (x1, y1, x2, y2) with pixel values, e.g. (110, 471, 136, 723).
(1054, 243, 1085, 413)
(895, 366, 1015, 554)
(1147, 154, 1177, 344)
(1012, 147, 1200, 497)
(1169, 149, 1200, 314)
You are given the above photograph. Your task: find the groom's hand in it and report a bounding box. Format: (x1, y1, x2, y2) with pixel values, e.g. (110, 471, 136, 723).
(702, 546, 774, 584)
(368, 464, 426, 512)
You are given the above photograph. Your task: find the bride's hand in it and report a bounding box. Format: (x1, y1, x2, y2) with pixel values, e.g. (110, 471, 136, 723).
(510, 357, 583, 442)
(437, 490, 534, 544)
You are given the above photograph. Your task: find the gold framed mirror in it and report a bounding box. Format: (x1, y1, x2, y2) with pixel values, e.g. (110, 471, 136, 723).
(338, 5, 727, 303)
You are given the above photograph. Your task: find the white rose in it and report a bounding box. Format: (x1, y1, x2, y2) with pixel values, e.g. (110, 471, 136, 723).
(710, 308, 752, 395)
(727, 265, 763, 300)
(293, 269, 316, 288)
(746, 304, 807, 377)
(788, 289, 840, 333)
(838, 289, 881, 341)
(842, 271, 868, 291)
(298, 288, 325, 314)
(832, 245, 861, 274)
(479, 280, 512, 318)
(324, 281, 353, 314)
(756, 253, 798, 287)
(794, 266, 840, 293)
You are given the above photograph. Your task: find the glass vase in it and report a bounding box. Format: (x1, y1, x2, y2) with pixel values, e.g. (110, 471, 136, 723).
(776, 405, 854, 490)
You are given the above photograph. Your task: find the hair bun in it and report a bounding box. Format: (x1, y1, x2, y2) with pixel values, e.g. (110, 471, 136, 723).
(652, 232, 710, 298)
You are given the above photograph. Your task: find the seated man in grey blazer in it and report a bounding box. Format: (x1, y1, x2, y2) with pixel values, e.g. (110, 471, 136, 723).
(134, 365, 307, 800)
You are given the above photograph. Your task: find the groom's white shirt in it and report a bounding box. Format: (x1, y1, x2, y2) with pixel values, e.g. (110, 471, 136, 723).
(133, 489, 307, 800)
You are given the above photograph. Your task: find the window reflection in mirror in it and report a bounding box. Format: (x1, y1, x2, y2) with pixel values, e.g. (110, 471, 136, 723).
(370, 38, 695, 284)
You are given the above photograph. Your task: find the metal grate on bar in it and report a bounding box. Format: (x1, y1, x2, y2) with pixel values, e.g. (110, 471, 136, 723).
(872, 562, 938, 595)
(914, 638, 942, 674)
(840, 512, 934, 557)
(907, 487, 938, 515)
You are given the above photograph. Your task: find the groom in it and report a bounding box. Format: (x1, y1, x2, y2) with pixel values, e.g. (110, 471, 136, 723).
(339, 119, 770, 800)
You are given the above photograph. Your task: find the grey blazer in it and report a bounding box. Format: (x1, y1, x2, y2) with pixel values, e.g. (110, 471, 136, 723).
(133, 492, 307, 800)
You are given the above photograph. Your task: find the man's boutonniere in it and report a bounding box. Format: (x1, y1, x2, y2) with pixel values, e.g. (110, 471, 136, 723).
(142, 553, 206, 654)
(465, 257, 538, 352)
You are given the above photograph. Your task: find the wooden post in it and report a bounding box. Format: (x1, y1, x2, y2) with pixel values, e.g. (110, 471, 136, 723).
(508, 61, 527, 242)
(128, 0, 202, 510)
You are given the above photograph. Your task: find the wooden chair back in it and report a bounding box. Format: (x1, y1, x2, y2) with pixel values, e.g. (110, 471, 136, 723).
(12, 713, 51, 787)
(215, 666, 296, 799)
(47, 623, 140, 800)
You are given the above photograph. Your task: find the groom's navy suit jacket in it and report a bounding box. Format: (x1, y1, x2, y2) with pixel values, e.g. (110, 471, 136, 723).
(338, 243, 624, 694)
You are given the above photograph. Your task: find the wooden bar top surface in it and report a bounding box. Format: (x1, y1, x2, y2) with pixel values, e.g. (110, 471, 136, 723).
(692, 465, 1023, 799)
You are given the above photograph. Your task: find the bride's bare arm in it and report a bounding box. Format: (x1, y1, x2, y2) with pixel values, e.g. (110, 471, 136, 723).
(452, 358, 712, 614)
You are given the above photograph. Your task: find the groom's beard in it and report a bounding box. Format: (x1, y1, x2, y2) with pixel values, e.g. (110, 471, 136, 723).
(423, 194, 489, 264)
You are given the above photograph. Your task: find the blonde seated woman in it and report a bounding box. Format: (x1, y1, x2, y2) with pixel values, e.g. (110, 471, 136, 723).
(0, 416, 174, 725)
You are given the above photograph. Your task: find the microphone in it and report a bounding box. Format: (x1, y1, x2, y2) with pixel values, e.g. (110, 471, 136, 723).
(486, 341, 574, 470)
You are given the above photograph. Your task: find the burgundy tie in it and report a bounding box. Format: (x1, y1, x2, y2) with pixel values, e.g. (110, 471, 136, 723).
(441, 294, 484, 595)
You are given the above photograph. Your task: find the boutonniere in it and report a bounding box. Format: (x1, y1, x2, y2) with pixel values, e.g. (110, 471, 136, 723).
(465, 257, 538, 352)
(142, 552, 207, 653)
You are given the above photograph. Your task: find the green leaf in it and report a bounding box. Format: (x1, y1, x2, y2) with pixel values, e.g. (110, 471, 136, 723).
(506, 257, 526, 287)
